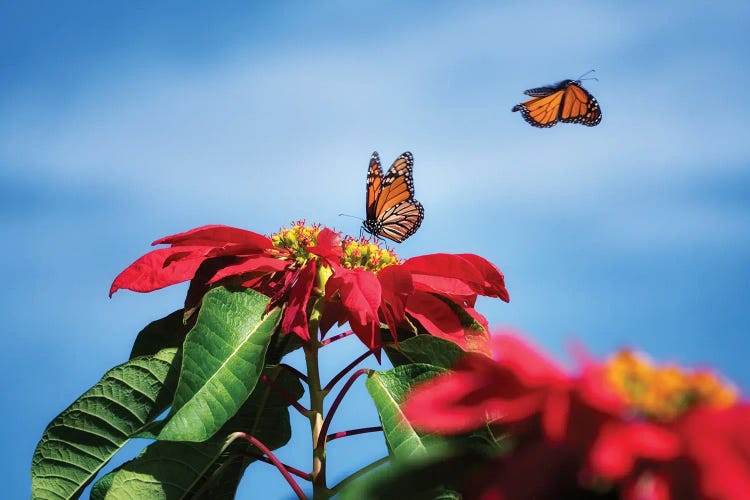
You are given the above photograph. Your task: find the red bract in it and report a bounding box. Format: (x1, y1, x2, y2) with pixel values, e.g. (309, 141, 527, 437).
(403, 332, 621, 439)
(110, 223, 510, 353)
(110, 224, 339, 343)
(324, 253, 509, 354)
(590, 405, 750, 500)
(109, 225, 278, 296)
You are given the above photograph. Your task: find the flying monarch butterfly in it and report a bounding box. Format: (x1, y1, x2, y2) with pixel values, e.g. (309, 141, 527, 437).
(362, 151, 424, 243)
(512, 74, 602, 128)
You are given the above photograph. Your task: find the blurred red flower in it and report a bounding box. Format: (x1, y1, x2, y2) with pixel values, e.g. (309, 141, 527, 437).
(403, 331, 748, 500)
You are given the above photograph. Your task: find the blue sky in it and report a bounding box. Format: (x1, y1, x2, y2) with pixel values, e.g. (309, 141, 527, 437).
(4, 1, 750, 498)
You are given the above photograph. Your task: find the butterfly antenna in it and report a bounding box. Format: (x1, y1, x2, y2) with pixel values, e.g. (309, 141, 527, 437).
(338, 213, 364, 222)
(577, 69, 598, 82)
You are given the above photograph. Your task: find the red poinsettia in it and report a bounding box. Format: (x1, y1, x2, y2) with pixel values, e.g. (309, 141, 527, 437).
(110, 222, 509, 352)
(403, 331, 748, 500)
(403, 332, 622, 439)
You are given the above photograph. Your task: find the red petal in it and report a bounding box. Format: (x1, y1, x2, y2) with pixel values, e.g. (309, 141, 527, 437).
(455, 253, 510, 301)
(153, 224, 273, 249)
(281, 261, 316, 341)
(308, 227, 344, 265)
(326, 268, 381, 326)
(588, 422, 680, 480)
(680, 406, 750, 500)
(543, 388, 571, 442)
(492, 333, 569, 385)
(207, 255, 289, 284)
(349, 315, 381, 354)
(320, 299, 348, 337)
(406, 292, 466, 348)
(109, 246, 210, 296)
(461, 307, 492, 356)
(404, 353, 548, 434)
(402, 253, 509, 302)
(378, 265, 413, 337)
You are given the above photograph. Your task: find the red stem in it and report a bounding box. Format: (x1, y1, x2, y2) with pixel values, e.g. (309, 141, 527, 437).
(260, 374, 309, 416)
(240, 450, 311, 480)
(326, 426, 383, 443)
(316, 368, 371, 449)
(323, 350, 374, 393)
(319, 329, 354, 346)
(234, 432, 307, 500)
(280, 363, 309, 383)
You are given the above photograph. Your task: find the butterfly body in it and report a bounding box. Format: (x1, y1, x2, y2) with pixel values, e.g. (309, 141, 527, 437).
(363, 151, 424, 243)
(512, 79, 601, 127)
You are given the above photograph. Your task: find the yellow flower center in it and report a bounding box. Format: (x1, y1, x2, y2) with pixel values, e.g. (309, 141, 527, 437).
(271, 220, 321, 265)
(603, 350, 737, 421)
(341, 236, 400, 272)
(270, 222, 400, 272)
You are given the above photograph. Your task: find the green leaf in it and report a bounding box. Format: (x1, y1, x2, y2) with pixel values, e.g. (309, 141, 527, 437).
(91, 366, 303, 499)
(385, 335, 464, 369)
(31, 348, 179, 500)
(366, 364, 448, 461)
(340, 448, 485, 500)
(158, 287, 281, 442)
(130, 309, 187, 359)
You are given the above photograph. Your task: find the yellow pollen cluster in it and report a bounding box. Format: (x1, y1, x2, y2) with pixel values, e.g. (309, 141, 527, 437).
(341, 237, 400, 272)
(271, 221, 321, 265)
(604, 350, 738, 421)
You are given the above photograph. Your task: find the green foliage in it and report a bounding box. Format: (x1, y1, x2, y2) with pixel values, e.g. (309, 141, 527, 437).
(90, 367, 303, 500)
(385, 335, 464, 369)
(366, 363, 449, 460)
(31, 348, 180, 500)
(339, 448, 487, 500)
(129, 309, 187, 359)
(157, 287, 281, 442)
(32, 287, 295, 499)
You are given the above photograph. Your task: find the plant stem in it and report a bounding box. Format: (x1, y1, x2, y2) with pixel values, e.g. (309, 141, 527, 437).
(323, 349, 374, 393)
(233, 432, 307, 500)
(319, 329, 354, 346)
(240, 450, 311, 480)
(260, 374, 309, 415)
(317, 369, 371, 450)
(304, 340, 328, 498)
(326, 426, 383, 443)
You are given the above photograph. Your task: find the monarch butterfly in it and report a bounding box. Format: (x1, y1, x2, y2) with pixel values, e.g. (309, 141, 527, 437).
(512, 77, 602, 128)
(362, 151, 424, 243)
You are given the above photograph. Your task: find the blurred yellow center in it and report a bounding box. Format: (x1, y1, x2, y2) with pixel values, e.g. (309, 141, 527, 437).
(603, 350, 737, 421)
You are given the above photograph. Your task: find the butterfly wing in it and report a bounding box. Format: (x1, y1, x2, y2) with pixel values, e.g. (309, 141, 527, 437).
(512, 91, 566, 127)
(363, 151, 423, 243)
(366, 151, 384, 221)
(376, 152, 415, 215)
(559, 82, 602, 126)
(512, 79, 601, 127)
(377, 199, 424, 243)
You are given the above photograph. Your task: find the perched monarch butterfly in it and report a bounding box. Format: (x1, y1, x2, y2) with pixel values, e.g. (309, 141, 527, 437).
(512, 75, 602, 128)
(362, 151, 424, 243)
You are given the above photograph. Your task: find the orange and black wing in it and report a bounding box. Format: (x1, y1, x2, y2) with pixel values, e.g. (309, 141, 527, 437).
(512, 80, 601, 128)
(366, 151, 384, 220)
(366, 151, 415, 221)
(376, 199, 424, 243)
(559, 82, 601, 126)
(364, 151, 424, 243)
